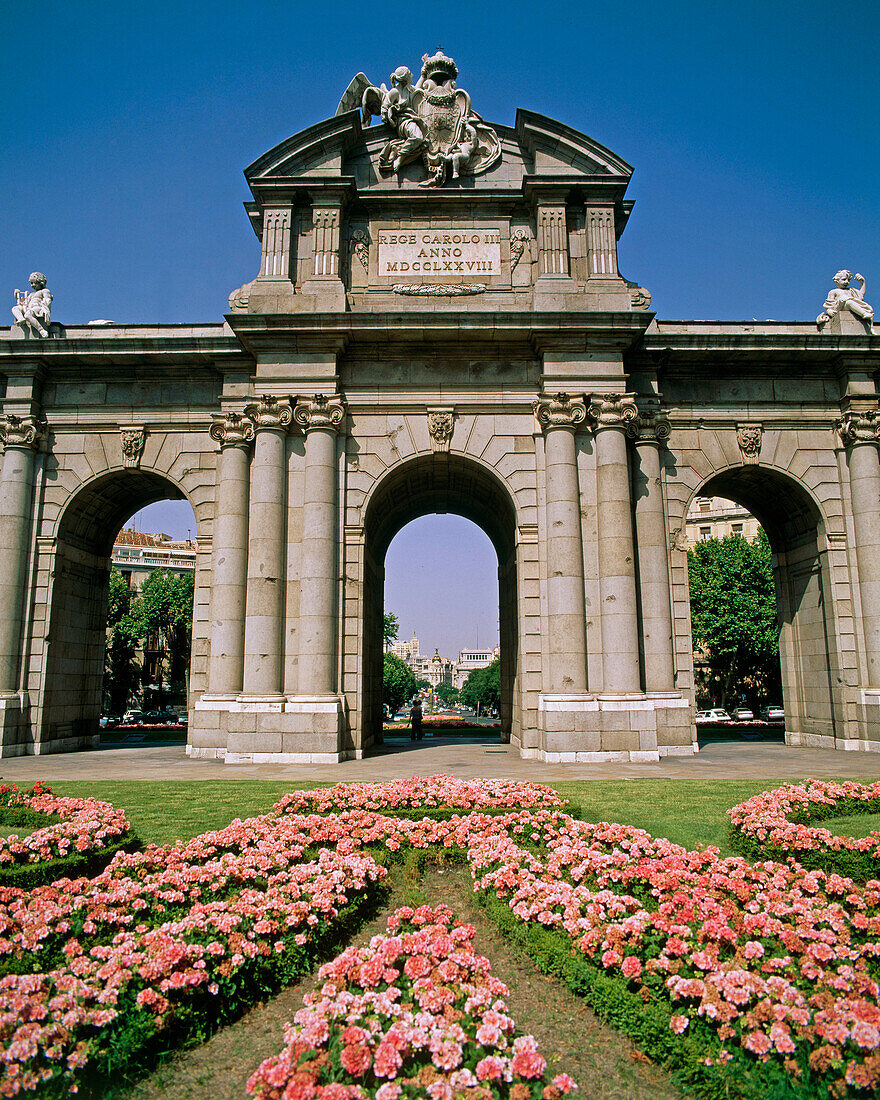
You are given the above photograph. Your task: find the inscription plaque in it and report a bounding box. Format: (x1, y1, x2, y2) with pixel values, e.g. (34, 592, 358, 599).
(377, 228, 502, 278)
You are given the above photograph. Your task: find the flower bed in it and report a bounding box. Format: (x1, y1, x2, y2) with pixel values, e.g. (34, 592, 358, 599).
(3, 779, 880, 1098)
(248, 904, 577, 1100)
(274, 776, 567, 815)
(469, 816, 880, 1096)
(0, 782, 134, 887)
(0, 816, 387, 1096)
(728, 780, 880, 879)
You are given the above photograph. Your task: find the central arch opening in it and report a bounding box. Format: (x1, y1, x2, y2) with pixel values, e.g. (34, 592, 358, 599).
(361, 454, 518, 751)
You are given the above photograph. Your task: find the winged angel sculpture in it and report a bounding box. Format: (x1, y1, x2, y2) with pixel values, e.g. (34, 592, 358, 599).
(336, 49, 501, 187)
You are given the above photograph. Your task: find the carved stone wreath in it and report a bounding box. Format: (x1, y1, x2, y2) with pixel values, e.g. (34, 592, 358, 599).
(392, 283, 486, 297)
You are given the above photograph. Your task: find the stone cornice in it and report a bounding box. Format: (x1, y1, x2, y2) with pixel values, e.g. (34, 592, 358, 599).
(587, 392, 639, 431)
(837, 410, 880, 448)
(243, 395, 293, 432)
(533, 392, 587, 431)
(209, 411, 256, 449)
(293, 394, 347, 434)
(0, 414, 46, 450)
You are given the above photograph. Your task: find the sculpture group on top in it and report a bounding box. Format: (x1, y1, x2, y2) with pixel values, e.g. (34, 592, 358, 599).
(338, 49, 501, 187)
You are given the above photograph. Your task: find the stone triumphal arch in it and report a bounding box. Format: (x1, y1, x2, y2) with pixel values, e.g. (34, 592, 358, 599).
(2, 51, 879, 761)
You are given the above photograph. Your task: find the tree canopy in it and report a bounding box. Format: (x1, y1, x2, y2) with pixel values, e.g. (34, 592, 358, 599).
(687, 529, 780, 708)
(434, 682, 460, 706)
(460, 658, 500, 713)
(383, 612, 399, 646)
(383, 652, 417, 717)
(103, 567, 194, 714)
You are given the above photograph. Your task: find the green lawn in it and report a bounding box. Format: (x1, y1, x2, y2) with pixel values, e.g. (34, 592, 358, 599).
(39, 778, 850, 854)
(822, 812, 880, 839)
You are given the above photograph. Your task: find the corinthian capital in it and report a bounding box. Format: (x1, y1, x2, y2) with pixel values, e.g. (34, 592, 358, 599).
(209, 411, 256, 449)
(533, 392, 587, 431)
(294, 394, 347, 434)
(837, 409, 880, 448)
(243, 395, 293, 432)
(587, 392, 639, 431)
(0, 414, 46, 450)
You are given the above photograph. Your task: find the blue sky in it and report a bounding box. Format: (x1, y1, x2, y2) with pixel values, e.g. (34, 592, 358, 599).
(4, 1, 877, 655)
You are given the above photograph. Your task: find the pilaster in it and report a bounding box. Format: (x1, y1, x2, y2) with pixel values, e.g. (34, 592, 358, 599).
(837, 408, 880, 741)
(300, 193, 347, 310)
(0, 414, 46, 755)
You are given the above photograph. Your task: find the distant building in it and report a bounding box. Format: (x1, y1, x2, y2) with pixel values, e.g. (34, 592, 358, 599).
(454, 646, 499, 690)
(684, 496, 761, 548)
(112, 529, 196, 587)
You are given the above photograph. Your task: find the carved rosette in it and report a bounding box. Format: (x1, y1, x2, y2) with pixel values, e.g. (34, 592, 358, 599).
(244, 395, 294, 433)
(119, 426, 146, 469)
(586, 393, 639, 432)
(533, 393, 587, 432)
(293, 394, 347, 434)
(209, 412, 256, 449)
(0, 414, 47, 451)
(427, 407, 455, 453)
(837, 410, 880, 448)
(736, 423, 763, 463)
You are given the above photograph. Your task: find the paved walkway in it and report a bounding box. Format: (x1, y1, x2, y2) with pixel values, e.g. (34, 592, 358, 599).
(1, 734, 879, 783)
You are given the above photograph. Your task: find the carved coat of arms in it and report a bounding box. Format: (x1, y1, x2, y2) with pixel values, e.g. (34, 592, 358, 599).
(337, 50, 502, 188)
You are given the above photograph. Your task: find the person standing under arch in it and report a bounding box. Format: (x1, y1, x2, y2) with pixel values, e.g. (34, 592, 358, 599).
(409, 698, 423, 741)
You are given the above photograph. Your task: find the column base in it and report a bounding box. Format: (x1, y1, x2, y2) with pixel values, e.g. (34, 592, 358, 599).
(531, 692, 693, 762)
(188, 694, 349, 763)
(0, 694, 30, 757)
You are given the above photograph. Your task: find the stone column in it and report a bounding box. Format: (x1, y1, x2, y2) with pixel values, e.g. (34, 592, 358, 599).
(206, 412, 254, 697)
(240, 396, 292, 699)
(589, 393, 641, 694)
(839, 410, 880, 685)
(293, 395, 346, 696)
(534, 393, 588, 693)
(0, 415, 45, 695)
(630, 405, 676, 692)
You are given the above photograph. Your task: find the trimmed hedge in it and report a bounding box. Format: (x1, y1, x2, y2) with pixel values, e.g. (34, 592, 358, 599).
(0, 835, 141, 889)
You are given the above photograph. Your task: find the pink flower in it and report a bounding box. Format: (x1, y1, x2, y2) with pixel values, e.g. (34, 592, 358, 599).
(669, 1015, 689, 1034)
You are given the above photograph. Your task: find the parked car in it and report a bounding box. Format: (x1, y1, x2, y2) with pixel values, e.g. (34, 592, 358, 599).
(731, 707, 754, 721)
(697, 708, 731, 724)
(759, 705, 785, 721)
(98, 715, 118, 728)
(122, 710, 145, 725)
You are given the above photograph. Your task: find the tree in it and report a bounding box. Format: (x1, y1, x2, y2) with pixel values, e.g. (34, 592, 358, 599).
(383, 652, 417, 717)
(688, 529, 780, 708)
(435, 683, 460, 706)
(128, 570, 194, 705)
(103, 568, 139, 716)
(383, 612, 399, 647)
(460, 658, 500, 714)
(415, 678, 431, 691)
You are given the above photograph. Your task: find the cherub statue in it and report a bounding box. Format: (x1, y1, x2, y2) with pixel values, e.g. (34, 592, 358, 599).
(368, 66, 427, 173)
(817, 270, 875, 334)
(12, 272, 52, 338)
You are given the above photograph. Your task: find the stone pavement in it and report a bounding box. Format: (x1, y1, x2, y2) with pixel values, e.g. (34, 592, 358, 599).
(1, 735, 879, 784)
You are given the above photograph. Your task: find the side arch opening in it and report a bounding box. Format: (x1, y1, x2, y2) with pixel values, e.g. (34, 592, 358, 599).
(39, 471, 196, 746)
(689, 465, 841, 744)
